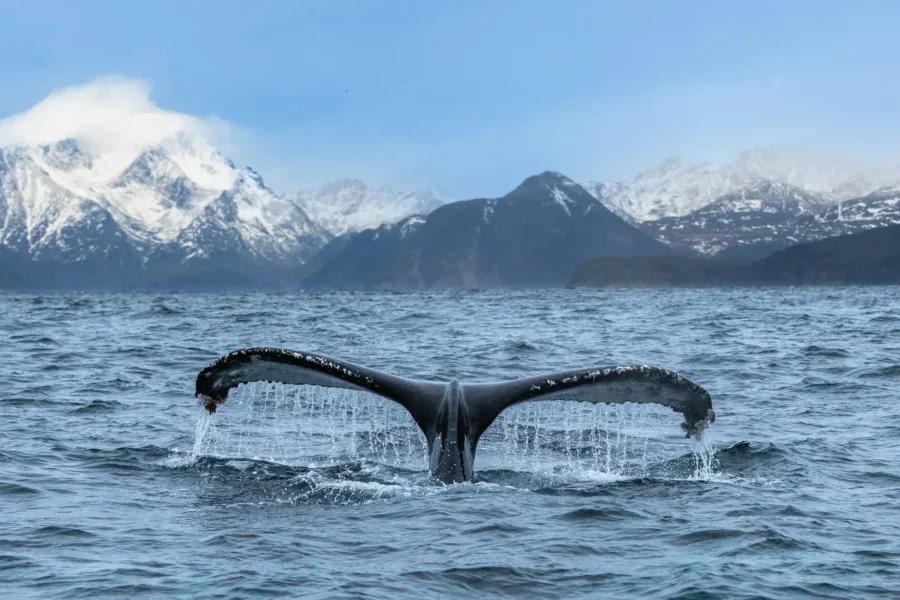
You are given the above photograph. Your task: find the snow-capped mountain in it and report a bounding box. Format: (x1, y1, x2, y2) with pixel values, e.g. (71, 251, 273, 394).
(0, 135, 330, 288)
(830, 168, 900, 201)
(642, 181, 900, 259)
(585, 157, 757, 222)
(304, 172, 672, 289)
(296, 179, 446, 236)
(818, 186, 900, 229)
(584, 148, 900, 222)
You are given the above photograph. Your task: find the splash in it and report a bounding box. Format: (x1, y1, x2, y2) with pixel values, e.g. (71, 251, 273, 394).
(191, 383, 428, 470)
(191, 410, 215, 458)
(688, 430, 720, 480)
(477, 400, 713, 481)
(189, 383, 717, 484)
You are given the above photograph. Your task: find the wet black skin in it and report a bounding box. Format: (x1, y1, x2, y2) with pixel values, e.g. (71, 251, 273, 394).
(427, 380, 475, 484)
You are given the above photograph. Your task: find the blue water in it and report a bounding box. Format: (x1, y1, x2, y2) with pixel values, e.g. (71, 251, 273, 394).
(2, 289, 899, 599)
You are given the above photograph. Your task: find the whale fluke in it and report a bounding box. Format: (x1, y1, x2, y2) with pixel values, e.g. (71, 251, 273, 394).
(195, 347, 714, 483)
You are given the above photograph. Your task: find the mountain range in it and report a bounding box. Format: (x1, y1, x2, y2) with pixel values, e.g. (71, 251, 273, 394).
(296, 179, 445, 237)
(570, 224, 900, 287)
(2, 130, 899, 290)
(304, 172, 673, 289)
(0, 135, 334, 288)
(583, 148, 900, 221)
(641, 181, 900, 259)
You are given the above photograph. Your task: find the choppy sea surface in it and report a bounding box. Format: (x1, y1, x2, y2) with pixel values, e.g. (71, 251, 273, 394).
(1, 288, 899, 599)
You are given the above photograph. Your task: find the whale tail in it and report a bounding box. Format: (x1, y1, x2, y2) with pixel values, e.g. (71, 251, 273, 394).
(195, 347, 714, 482)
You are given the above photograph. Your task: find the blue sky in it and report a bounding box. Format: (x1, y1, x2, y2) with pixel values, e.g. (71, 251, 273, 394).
(1, 1, 899, 197)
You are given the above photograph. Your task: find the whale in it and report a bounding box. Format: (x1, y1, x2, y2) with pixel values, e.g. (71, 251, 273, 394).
(195, 347, 715, 483)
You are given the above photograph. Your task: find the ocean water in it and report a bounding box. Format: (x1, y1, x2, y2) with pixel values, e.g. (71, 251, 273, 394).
(1, 288, 899, 599)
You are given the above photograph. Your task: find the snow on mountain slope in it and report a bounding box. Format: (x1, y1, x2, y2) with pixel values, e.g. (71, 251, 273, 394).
(304, 171, 672, 289)
(642, 181, 900, 259)
(1, 145, 97, 256)
(585, 148, 897, 221)
(0, 144, 141, 272)
(724, 147, 860, 193)
(586, 157, 749, 221)
(818, 186, 900, 227)
(830, 167, 900, 201)
(696, 181, 828, 215)
(296, 179, 446, 236)
(0, 78, 333, 288)
(0, 136, 329, 270)
(173, 167, 328, 263)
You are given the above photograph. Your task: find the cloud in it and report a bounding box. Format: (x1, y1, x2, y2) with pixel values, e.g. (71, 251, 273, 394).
(0, 76, 234, 168)
(5, 71, 896, 200)
(0, 75, 329, 195)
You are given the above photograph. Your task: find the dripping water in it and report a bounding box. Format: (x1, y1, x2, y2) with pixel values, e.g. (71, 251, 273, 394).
(476, 400, 716, 480)
(190, 383, 716, 482)
(192, 382, 429, 471)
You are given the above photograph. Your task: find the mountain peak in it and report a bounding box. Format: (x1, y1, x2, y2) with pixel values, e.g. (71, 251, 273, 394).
(633, 156, 693, 181)
(243, 166, 265, 187)
(511, 171, 581, 196)
(304, 173, 671, 290)
(113, 146, 184, 187)
(531, 170, 577, 185)
(297, 179, 447, 236)
(38, 138, 92, 171)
